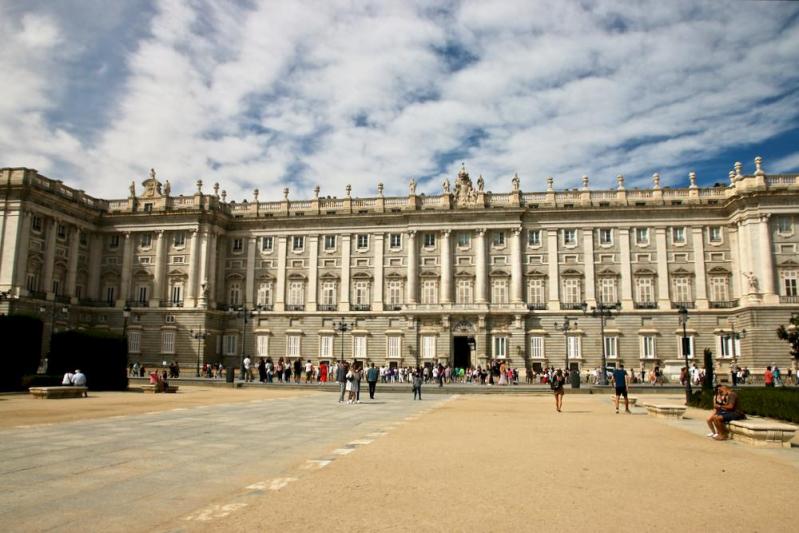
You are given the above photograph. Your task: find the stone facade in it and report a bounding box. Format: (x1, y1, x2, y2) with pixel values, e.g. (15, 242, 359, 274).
(1, 160, 798, 377)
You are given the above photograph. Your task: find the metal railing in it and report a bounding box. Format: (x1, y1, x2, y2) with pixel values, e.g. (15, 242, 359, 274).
(527, 303, 547, 310)
(351, 304, 371, 311)
(318, 304, 337, 311)
(780, 295, 799, 303)
(709, 300, 739, 309)
(671, 301, 695, 309)
(286, 304, 305, 312)
(633, 301, 658, 309)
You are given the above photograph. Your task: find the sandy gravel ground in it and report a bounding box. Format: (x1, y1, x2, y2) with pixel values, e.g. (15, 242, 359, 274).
(0, 386, 310, 428)
(191, 394, 797, 533)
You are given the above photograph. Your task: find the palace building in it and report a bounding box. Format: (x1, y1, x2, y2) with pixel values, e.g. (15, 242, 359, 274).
(0, 158, 797, 377)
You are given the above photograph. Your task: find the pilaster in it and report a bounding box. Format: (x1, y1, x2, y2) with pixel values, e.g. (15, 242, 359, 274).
(759, 215, 778, 303)
(86, 233, 102, 300)
(475, 229, 487, 304)
(307, 234, 319, 311)
(42, 218, 57, 298)
(117, 232, 132, 307)
(692, 226, 708, 309)
(372, 233, 384, 311)
(406, 231, 418, 304)
(65, 226, 80, 302)
(582, 228, 596, 308)
(619, 228, 633, 308)
(275, 236, 287, 311)
(440, 230, 452, 304)
(12, 210, 31, 297)
(150, 230, 166, 306)
(339, 234, 351, 310)
(510, 227, 523, 304)
(547, 229, 560, 310)
(186, 229, 200, 307)
(655, 228, 670, 308)
(245, 236, 256, 307)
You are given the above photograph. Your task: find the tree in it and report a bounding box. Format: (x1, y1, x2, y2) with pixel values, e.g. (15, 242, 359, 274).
(776, 314, 799, 362)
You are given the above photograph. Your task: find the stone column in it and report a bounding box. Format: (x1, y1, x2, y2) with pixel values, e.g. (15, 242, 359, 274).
(245, 236, 256, 306)
(511, 228, 523, 304)
(118, 232, 133, 306)
(582, 228, 596, 307)
(340, 234, 351, 310)
(12, 211, 31, 296)
(692, 226, 708, 309)
(65, 226, 80, 301)
(0, 209, 23, 293)
(372, 233, 384, 311)
(406, 231, 418, 304)
(547, 229, 560, 310)
(150, 230, 166, 306)
(307, 234, 319, 311)
(197, 230, 210, 307)
(440, 230, 452, 304)
(728, 225, 741, 299)
(655, 228, 670, 308)
(86, 233, 102, 300)
(42, 218, 57, 297)
(619, 228, 633, 308)
(475, 229, 487, 304)
(759, 215, 777, 303)
(207, 232, 217, 307)
(275, 236, 287, 311)
(186, 229, 199, 307)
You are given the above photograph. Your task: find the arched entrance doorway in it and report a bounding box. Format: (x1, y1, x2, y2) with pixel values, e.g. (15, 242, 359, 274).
(452, 319, 476, 368)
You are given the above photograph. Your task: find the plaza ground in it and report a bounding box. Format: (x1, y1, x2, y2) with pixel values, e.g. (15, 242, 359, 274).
(0, 386, 796, 532)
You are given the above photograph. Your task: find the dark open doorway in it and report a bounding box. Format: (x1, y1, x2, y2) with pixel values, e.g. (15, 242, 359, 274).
(453, 336, 473, 369)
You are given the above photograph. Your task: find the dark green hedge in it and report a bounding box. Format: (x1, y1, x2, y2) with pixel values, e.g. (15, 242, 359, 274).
(49, 330, 128, 391)
(689, 387, 799, 424)
(0, 315, 43, 391)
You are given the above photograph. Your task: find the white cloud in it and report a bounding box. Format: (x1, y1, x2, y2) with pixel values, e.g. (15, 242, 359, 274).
(1, 0, 798, 202)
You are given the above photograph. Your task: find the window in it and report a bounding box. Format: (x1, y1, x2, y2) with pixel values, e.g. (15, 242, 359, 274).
(641, 336, 656, 359)
(170, 283, 182, 304)
(261, 236, 273, 251)
(164, 314, 176, 323)
(232, 238, 243, 252)
(598, 278, 617, 305)
(604, 336, 618, 359)
(635, 277, 654, 303)
(356, 234, 368, 249)
(777, 216, 793, 234)
(493, 231, 506, 247)
(387, 336, 401, 358)
(421, 280, 438, 304)
(389, 233, 402, 249)
(530, 336, 545, 358)
(421, 335, 436, 359)
(491, 279, 508, 304)
(161, 330, 175, 354)
(105, 286, 116, 304)
(52, 279, 61, 295)
(257, 282, 272, 306)
(320, 335, 333, 358)
(321, 281, 337, 306)
(563, 229, 576, 246)
(679, 335, 695, 359)
(137, 285, 148, 303)
(562, 278, 582, 304)
(292, 236, 304, 251)
(353, 335, 367, 358)
(128, 331, 141, 353)
(387, 280, 403, 305)
(422, 233, 436, 248)
(26, 272, 39, 292)
(324, 235, 336, 250)
(255, 335, 269, 357)
(173, 232, 185, 247)
(599, 228, 613, 245)
(672, 277, 692, 303)
(719, 334, 741, 359)
(224, 334, 238, 356)
(457, 232, 470, 247)
(635, 228, 649, 245)
(567, 336, 581, 358)
(672, 227, 686, 244)
(57, 224, 67, 239)
(79, 231, 87, 246)
(456, 279, 473, 304)
(288, 281, 305, 305)
(781, 270, 798, 296)
(228, 282, 241, 306)
(493, 336, 508, 358)
(139, 233, 152, 248)
(109, 235, 120, 249)
(528, 279, 545, 305)
(286, 335, 301, 357)
(32, 216, 43, 232)
(708, 226, 722, 243)
(354, 281, 370, 305)
(528, 230, 541, 247)
(709, 276, 729, 302)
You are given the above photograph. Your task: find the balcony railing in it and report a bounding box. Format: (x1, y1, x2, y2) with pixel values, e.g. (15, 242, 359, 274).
(385, 304, 403, 311)
(527, 303, 547, 310)
(633, 301, 658, 309)
(351, 304, 371, 311)
(709, 299, 739, 309)
(257, 304, 273, 311)
(79, 299, 114, 307)
(127, 300, 150, 308)
(286, 304, 305, 312)
(28, 291, 47, 300)
(54, 294, 71, 304)
(318, 304, 337, 311)
(671, 301, 695, 309)
(159, 300, 184, 308)
(560, 302, 584, 310)
(780, 295, 799, 303)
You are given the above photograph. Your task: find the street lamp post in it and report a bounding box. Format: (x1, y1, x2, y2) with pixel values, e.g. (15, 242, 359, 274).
(39, 303, 69, 372)
(678, 305, 692, 404)
(582, 302, 620, 386)
(191, 329, 209, 377)
(333, 319, 352, 364)
(728, 318, 746, 383)
(554, 317, 578, 388)
(228, 305, 261, 380)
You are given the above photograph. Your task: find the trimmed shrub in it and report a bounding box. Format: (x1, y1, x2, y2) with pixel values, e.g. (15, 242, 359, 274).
(0, 315, 43, 391)
(689, 387, 799, 424)
(49, 330, 128, 391)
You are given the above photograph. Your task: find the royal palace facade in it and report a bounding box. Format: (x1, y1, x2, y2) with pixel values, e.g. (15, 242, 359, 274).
(1, 159, 798, 377)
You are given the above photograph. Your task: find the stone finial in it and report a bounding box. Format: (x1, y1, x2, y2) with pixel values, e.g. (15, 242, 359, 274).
(734, 161, 743, 180)
(512, 173, 520, 192)
(442, 178, 450, 194)
(729, 170, 735, 184)
(616, 175, 625, 190)
(409, 178, 416, 195)
(477, 175, 484, 192)
(213, 182, 220, 197)
(581, 175, 589, 190)
(689, 171, 697, 188)
(754, 156, 764, 176)
(164, 180, 171, 196)
(129, 180, 136, 198)
(313, 185, 320, 199)
(221, 190, 227, 202)
(345, 184, 352, 197)
(377, 182, 384, 196)
(546, 176, 554, 192)
(195, 179, 202, 194)
(283, 187, 289, 200)
(652, 173, 661, 189)
(253, 188, 259, 202)
(149, 168, 156, 180)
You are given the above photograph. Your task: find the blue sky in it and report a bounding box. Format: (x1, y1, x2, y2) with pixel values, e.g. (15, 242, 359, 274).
(1, 0, 798, 201)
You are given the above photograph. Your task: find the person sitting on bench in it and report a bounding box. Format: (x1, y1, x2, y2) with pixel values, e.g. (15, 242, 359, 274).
(708, 385, 745, 441)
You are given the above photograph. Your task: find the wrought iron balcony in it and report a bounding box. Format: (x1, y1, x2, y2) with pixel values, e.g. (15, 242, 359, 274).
(318, 304, 337, 311)
(79, 299, 114, 307)
(527, 303, 547, 310)
(633, 301, 658, 309)
(28, 291, 47, 300)
(286, 304, 305, 312)
(257, 304, 273, 311)
(160, 300, 184, 308)
(709, 299, 739, 309)
(780, 295, 799, 303)
(351, 304, 371, 311)
(127, 300, 150, 308)
(560, 302, 584, 310)
(671, 301, 695, 309)
(385, 304, 403, 311)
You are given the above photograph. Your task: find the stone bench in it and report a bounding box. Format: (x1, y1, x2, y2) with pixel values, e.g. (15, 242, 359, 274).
(29, 386, 88, 399)
(609, 397, 638, 406)
(645, 404, 686, 419)
(136, 383, 179, 394)
(729, 419, 797, 448)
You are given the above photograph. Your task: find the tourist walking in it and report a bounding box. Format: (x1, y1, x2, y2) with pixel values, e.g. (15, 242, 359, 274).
(366, 363, 379, 399)
(612, 364, 631, 414)
(336, 361, 349, 402)
(354, 364, 362, 402)
(243, 356, 252, 382)
(551, 369, 565, 411)
(764, 366, 774, 387)
(345, 366, 356, 404)
(412, 370, 423, 400)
